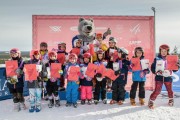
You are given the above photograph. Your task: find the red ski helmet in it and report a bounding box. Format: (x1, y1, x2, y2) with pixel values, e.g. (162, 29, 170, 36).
(159, 44, 170, 51)
(159, 44, 170, 55)
(83, 52, 91, 59)
(69, 53, 78, 60)
(30, 49, 40, 59)
(10, 48, 21, 57)
(48, 51, 57, 58)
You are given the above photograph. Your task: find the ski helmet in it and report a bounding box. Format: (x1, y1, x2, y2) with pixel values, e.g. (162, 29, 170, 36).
(9, 48, 21, 57)
(40, 42, 48, 48)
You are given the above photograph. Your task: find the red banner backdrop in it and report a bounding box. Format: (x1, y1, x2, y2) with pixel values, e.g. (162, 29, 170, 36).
(32, 15, 155, 90)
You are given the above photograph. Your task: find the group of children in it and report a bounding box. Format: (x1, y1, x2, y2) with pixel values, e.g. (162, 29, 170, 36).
(5, 33, 180, 113)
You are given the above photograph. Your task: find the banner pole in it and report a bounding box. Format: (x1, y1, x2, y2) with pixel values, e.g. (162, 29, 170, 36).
(151, 7, 156, 90)
(151, 7, 156, 55)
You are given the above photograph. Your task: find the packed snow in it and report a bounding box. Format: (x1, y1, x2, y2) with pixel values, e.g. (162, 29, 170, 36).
(0, 91, 180, 120)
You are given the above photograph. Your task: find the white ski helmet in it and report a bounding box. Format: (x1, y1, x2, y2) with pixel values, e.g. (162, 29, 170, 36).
(73, 39, 82, 47)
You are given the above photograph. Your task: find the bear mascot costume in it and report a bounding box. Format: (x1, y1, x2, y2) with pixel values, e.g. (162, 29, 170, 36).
(72, 17, 111, 48)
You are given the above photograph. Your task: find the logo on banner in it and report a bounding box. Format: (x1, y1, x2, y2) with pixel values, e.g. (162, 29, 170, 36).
(49, 26, 61, 32)
(172, 72, 179, 82)
(0, 79, 8, 97)
(70, 26, 107, 31)
(95, 27, 107, 30)
(130, 24, 141, 34)
(162, 70, 180, 92)
(70, 26, 78, 31)
(129, 40, 142, 45)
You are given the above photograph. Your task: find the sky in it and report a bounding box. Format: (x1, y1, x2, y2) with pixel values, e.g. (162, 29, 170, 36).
(0, 0, 180, 52)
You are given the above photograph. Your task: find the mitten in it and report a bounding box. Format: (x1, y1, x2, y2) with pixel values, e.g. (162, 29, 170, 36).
(143, 69, 149, 74)
(58, 70, 63, 75)
(130, 63, 135, 68)
(140, 71, 145, 78)
(156, 70, 163, 76)
(80, 73, 85, 79)
(42, 72, 48, 78)
(115, 70, 120, 76)
(103, 28, 111, 37)
(177, 62, 180, 68)
(162, 70, 172, 77)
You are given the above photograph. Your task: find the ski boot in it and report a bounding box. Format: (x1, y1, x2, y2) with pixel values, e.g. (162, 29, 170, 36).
(35, 105, 41, 112)
(139, 98, 145, 105)
(94, 100, 98, 105)
(14, 102, 20, 112)
(130, 98, 136, 106)
(65, 102, 72, 107)
(118, 100, 123, 105)
(29, 106, 35, 113)
(87, 100, 92, 105)
(55, 100, 60, 107)
(48, 99, 54, 108)
(103, 99, 107, 104)
(81, 100, 85, 105)
(110, 100, 116, 105)
(20, 102, 26, 110)
(73, 103, 78, 108)
(168, 98, 174, 106)
(148, 100, 154, 109)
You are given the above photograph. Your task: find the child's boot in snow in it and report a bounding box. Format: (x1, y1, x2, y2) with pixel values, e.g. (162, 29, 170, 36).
(130, 98, 136, 106)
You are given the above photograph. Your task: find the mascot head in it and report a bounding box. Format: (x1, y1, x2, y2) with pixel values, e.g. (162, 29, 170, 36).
(78, 18, 95, 37)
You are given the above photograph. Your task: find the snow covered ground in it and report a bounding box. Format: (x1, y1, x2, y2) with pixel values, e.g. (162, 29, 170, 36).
(0, 91, 180, 120)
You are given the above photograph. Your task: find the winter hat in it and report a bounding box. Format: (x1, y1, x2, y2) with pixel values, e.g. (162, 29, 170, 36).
(58, 42, 66, 47)
(10, 48, 21, 57)
(109, 37, 117, 43)
(118, 47, 129, 55)
(96, 49, 104, 54)
(96, 33, 103, 38)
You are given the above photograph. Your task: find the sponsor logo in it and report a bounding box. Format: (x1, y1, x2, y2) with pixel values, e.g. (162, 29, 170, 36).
(95, 27, 107, 30)
(0, 79, 9, 97)
(0, 79, 7, 91)
(70, 26, 78, 31)
(49, 26, 61, 32)
(172, 72, 179, 82)
(130, 24, 140, 34)
(129, 40, 141, 45)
